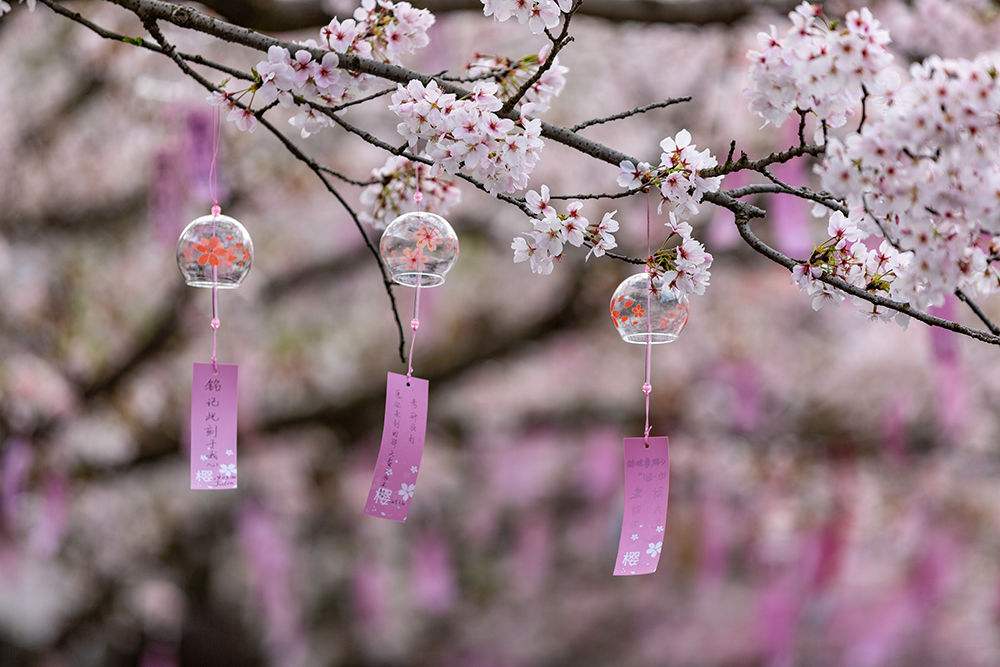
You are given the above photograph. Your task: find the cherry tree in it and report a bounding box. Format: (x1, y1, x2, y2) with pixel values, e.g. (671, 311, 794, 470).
(8, 0, 999, 356)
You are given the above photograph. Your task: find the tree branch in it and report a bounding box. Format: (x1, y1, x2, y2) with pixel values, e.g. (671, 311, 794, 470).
(189, 0, 797, 32)
(733, 216, 1000, 347)
(569, 97, 692, 132)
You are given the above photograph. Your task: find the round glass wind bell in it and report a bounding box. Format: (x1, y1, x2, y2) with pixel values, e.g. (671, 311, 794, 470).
(607, 217, 687, 577)
(379, 211, 459, 287)
(609, 273, 689, 344)
(176, 211, 253, 289)
(361, 212, 458, 523)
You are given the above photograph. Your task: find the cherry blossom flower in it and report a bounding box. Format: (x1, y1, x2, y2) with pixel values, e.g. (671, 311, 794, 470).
(615, 130, 722, 223)
(227, 106, 257, 133)
(481, 0, 572, 35)
(525, 185, 556, 218)
(586, 211, 619, 260)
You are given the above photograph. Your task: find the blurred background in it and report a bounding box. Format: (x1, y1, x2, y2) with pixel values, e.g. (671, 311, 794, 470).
(2, 1, 1000, 665)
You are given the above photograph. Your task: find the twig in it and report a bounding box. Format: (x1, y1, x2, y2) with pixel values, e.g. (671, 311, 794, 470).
(498, 1, 580, 115)
(570, 98, 692, 132)
(955, 288, 1000, 336)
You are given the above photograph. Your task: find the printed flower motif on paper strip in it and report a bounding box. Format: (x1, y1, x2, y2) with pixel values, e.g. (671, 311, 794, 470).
(410, 465, 419, 474)
(656, 525, 664, 533)
(195, 236, 234, 268)
(374, 487, 393, 505)
(646, 541, 662, 557)
(219, 463, 237, 477)
(195, 470, 213, 483)
(621, 551, 641, 567)
(630, 533, 639, 542)
(398, 483, 416, 501)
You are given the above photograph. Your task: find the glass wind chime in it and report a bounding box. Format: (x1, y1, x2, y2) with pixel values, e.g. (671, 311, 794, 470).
(363, 211, 459, 521)
(607, 204, 688, 576)
(176, 106, 252, 491)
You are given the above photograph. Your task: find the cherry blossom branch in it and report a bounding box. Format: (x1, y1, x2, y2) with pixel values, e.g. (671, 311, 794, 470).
(733, 216, 1000, 347)
(40, 0, 999, 348)
(569, 97, 693, 132)
(498, 0, 579, 115)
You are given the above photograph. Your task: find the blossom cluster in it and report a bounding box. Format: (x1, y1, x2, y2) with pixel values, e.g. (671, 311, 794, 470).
(616, 130, 723, 220)
(652, 215, 714, 300)
(791, 210, 911, 323)
(816, 53, 1000, 311)
(745, 2, 893, 129)
(359, 156, 461, 229)
(511, 186, 619, 274)
(481, 0, 573, 34)
(389, 79, 545, 194)
(465, 43, 568, 117)
(209, 0, 434, 135)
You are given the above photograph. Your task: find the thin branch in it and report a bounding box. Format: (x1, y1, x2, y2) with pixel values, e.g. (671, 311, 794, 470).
(499, 0, 579, 115)
(753, 169, 848, 214)
(570, 97, 692, 132)
(955, 288, 1000, 336)
(702, 141, 825, 178)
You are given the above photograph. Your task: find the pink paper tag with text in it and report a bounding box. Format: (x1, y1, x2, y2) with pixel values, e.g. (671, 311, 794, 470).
(363, 372, 429, 522)
(190, 362, 238, 490)
(613, 436, 669, 576)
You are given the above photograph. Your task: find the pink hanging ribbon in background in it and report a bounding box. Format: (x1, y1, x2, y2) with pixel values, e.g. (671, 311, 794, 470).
(642, 195, 654, 444)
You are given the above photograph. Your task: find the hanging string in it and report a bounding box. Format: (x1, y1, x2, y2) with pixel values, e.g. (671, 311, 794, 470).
(406, 278, 422, 382)
(642, 194, 654, 445)
(208, 103, 222, 217)
(208, 103, 223, 372)
(210, 265, 221, 373)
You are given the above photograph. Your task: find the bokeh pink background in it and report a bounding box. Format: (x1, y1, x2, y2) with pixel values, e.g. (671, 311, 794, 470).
(1, 1, 999, 665)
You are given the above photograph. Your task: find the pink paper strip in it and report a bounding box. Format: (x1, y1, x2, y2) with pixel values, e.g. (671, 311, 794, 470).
(363, 372, 429, 522)
(190, 362, 238, 490)
(614, 436, 669, 576)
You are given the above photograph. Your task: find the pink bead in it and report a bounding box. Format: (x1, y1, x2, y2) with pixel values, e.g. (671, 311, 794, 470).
(211, 204, 222, 217)
(642, 382, 652, 396)
(410, 318, 420, 331)
(210, 318, 221, 330)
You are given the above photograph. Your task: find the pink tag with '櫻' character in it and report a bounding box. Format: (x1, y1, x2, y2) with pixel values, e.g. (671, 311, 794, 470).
(364, 372, 428, 522)
(613, 436, 669, 576)
(190, 362, 238, 490)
